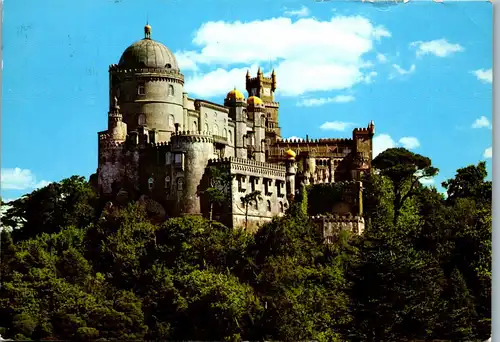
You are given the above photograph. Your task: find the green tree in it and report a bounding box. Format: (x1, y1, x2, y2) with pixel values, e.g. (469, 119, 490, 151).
(372, 148, 438, 225)
(201, 165, 233, 224)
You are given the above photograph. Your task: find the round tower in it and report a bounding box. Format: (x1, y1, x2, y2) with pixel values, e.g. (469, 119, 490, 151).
(109, 24, 185, 142)
(170, 131, 216, 215)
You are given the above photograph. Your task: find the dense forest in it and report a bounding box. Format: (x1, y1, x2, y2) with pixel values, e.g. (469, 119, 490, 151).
(0, 148, 491, 341)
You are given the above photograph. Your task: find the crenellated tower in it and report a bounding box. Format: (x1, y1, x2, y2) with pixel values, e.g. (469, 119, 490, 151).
(246, 68, 281, 151)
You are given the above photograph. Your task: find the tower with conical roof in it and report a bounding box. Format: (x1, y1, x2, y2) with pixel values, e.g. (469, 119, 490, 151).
(109, 24, 185, 142)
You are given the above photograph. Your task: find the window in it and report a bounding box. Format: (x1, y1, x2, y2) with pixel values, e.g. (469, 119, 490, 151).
(174, 154, 182, 164)
(267, 200, 271, 212)
(214, 112, 217, 118)
(279, 202, 284, 213)
(223, 129, 227, 138)
(138, 114, 146, 126)
(148, 177, 154, 190)
(213, 124, 219, 136)
(165, 176, 171, 192)
(138, 83, 145, 95)
(168, 84, 174, 96)
(204, 123, 209, 133)
(165, 152, 171, 165)
(169, 115, 175, 129)
(192, 121, 197, 132)
(228, 130, 232, 143)
(177, 177, 184, 191)
(165, 63, 172, 68)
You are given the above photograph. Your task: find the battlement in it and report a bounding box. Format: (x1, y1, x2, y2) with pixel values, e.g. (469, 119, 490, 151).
(311, 214, 365, 240)
(171, 130, 214, 143)
(208, 157, 286, 178)
(108, 64, 183, 76)
(277, 137, 353, 144)
(353, 127, 373, 135)
(311, 213, 364, 223)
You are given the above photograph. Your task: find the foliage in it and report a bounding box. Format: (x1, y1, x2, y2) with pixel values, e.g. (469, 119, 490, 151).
(307, 182, 345, 215)
(0, 156, 491, 341)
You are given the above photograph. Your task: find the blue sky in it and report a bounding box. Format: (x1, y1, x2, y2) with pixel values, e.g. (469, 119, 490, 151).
(1, 0, 492, 201)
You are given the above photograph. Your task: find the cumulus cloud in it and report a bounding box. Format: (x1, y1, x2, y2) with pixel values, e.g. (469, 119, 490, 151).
(372, 134, 420, 157)
(483, 147, 492, 159)
(399, 136, 420, 149)
(177, 16, 391, 98)
(471, 116, 491, 129)
(319, 121, 354, 131)
(472, 69, 492, 84)
(284, 6, 310, 17)
(296, 94, 355, 107)
(1, 168, 51, 190)
(410, 39, 464, 58)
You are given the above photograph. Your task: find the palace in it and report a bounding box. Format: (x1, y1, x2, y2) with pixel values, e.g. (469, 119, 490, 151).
(95, 24, 374, 236)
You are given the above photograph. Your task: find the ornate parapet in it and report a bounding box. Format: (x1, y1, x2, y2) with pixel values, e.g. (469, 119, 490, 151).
(208, 157, 286, 179)
(311, 214, 365, 243)
(108, 64, 185, 84)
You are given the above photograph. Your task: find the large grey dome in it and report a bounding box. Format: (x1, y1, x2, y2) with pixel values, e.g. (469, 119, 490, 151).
(118, 35, 179, 70)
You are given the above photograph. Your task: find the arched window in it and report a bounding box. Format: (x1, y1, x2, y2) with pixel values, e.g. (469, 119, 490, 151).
(204, 123, 209, 133)
(165, 176, 171, 189)
(267, 200, 271, 212)
(137, 83, 145, 95)
(228, 130, 232, 143)
(148, 177, 154, 190)
(213, 124, 219, 136)
(168, 84, 174, 96)
(169, 114, 175, 129)
(192, 121, 197, 132)
(138, 114, 146, 126)
(177, 177, 184, 191)
(279, 202, 284, 213)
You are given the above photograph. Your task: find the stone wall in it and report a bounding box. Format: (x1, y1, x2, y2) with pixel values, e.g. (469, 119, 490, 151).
(311, 214, 365, 243)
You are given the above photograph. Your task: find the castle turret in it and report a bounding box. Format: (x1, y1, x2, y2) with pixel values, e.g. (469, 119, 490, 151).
(247, 96, 266, 162)
(285, 149, 297, 202)
(225, 88, 248, 159)
(108, 96, 127, 142)
(170, 131, 216, 215)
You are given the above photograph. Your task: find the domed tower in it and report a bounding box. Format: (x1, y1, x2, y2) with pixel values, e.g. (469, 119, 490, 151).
(109, 24, 185, 142)
(224, 88, 247, 158)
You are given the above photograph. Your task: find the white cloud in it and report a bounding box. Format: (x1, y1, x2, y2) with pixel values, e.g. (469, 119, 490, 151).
(419, 177, 435, 186)
(484, 147, 492, 159)
(284, 6, 310, 18)
(286, 136, 304, 141)
(399, 136, 420, 149)
(472, 68, 492, 84)
(364, 71, 378, 84)
(319, 121, 354, 131)
(376, 53, 388, 63)
(372, 134, 420, 158)
(296, 94, 355, 107)
(390, 64, 416, 78)
(471, 116, 491, 129)
(1, 168, 51, 190)
(177, 16, 391, 98)
(373, 134, 397, 158)
(410, 39, 464, 58)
